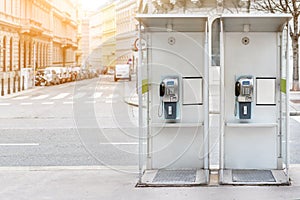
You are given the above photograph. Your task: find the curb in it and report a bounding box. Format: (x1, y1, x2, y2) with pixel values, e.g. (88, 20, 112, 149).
(0, 165, 138, 172)
(290, 111, 300, 116)
(123, 98, 139, 108)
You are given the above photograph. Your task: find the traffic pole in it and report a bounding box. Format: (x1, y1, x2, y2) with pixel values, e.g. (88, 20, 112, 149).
(1, 78, 4, 96)
(22, 76, 24, 91)
(18, 76, 20, 92)
(13, 76, 16, 93)
(7, 77, 10, 95)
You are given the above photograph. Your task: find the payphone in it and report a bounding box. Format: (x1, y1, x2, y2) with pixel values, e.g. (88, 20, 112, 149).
(234, 75, 254, 119)
(159, 76, 179, 120)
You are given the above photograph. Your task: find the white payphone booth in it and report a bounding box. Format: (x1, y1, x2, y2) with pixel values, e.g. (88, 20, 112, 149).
(136, 14, 209, 186)
(219, 15, 291, 185)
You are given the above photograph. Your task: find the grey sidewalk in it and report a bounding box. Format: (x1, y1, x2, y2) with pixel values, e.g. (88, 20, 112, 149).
(0, 165, 299, 200)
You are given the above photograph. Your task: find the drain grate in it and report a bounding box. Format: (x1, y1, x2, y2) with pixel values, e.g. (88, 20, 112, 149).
(232, 170, 275, 182)
(153, 169, 197, 183)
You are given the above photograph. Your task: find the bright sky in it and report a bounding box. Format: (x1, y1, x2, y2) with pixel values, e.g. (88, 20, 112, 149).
(81, 0, 110, 11)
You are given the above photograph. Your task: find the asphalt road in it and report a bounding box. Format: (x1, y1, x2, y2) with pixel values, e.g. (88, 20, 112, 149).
(0, 75, 140, 167)
(0, 75, 299, 167)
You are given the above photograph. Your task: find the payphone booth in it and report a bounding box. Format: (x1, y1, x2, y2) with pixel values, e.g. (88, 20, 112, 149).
(136, 14, 209, 186)
(219, 15, 291, 185)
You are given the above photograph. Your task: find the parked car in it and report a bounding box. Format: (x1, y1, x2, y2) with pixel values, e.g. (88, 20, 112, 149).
(89, 68, 99, 78)
(43, 68, 60, 85)
(35, 69, 47, 86)
(114, 64, 131, 82)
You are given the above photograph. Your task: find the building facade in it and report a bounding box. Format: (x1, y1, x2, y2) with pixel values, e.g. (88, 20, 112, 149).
(80, 17, 90, 67)
(0, 0, 78, 95)
(101, 2, 117, 68)
(89, 10, 103, 69)
(116, 0, 138, 67)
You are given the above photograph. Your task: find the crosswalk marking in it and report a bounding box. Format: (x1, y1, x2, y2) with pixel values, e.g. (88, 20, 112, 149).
(32, 95, 49, 100)
(13, 96, 29, 100)
(63, 102, 74, 105)
(0, 103, 10, 106)
(20, 103, 33, 105)
(98, 86, 109, 90)
(89, 92, 103, 99)
(69, 92, 86, 99)
(0, 143, 39, 146)
(85, 100, 96, 104)
(4, 85, 122, 106)
(51, 93, 70, 100)
(106, 94, 113, 99)
(42, 102, 54, 105)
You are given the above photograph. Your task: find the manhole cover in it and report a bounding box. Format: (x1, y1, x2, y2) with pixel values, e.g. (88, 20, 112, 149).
(291, 100, 300, 104)
(153, 169, 197, 183)
(232, 170, 275, 182)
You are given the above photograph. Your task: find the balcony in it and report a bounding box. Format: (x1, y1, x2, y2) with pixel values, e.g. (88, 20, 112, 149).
(20, 18, 43, 36)
(61, 38, 78, 49)
(0, 12, 20, 28)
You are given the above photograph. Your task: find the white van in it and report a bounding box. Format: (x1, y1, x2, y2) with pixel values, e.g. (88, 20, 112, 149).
(114, 64, 131, 82)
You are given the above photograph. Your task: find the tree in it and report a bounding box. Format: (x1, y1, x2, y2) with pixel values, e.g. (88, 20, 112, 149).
(253, 0, 300, 91)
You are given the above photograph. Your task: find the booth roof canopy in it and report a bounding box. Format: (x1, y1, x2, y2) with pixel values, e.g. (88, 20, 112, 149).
(221, 14, 292, 32)
(136, 14, 208, 32)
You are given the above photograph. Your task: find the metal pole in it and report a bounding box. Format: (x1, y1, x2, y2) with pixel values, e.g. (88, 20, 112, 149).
(203, 20, 210, 183)
(13, 76, 16, 93)
(219, 18, 225, 183)
(138, 20, 144, 185)
(18, 75, 20, 92)
(22, 75, 25, 91)
(33, 43, 36, 88)
(7, 77, 10, 94)
(1, 78, 4, 96)
(285, 22, 290, 181)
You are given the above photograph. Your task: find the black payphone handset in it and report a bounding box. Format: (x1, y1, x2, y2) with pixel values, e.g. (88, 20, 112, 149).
(234, 81, 241, 116)
(159, 82, 165, 97)
(158, 81, 165, 117)
(235, 81, 241, 97)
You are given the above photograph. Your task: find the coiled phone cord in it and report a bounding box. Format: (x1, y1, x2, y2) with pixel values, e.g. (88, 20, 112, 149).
(158, 98, 163, 117)
(234, 96, 238, 117)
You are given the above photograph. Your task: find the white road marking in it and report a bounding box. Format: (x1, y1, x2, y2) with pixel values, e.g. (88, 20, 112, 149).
(32, 95, 49, 100)
(69, 92, 86, 99)
(0, 143, 39, 146)
(99, 142, 139, 145)
(0, 103, 10, 106)
(85, 100, 96, 104)
(99, 86, 109, 90)
(63, 101, 74, 105)
(20, 103, 33, 105)
(42, 102, 54, 105)
(106, 94, 113, 99)
(51, 93, 70, 100)
(89, 92, 103, 99)
(13, 96, 29, 100)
